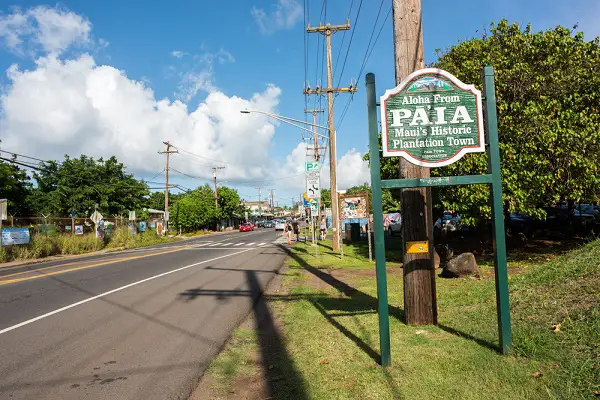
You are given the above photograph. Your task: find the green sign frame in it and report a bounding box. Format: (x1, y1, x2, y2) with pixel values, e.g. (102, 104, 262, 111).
(366, 66, 512, 367)
(381, 68, 485, 167)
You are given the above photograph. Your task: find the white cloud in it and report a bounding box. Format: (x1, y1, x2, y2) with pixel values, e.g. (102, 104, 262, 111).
(171, 48, 235, 101)
(170, 50, 185, 58)
(251, 0, 302, 35)
(0, 5, 368, 201)
(271, 142, 371, 195)
(0, 6, 92, 55)
(0, 53, 281, 183)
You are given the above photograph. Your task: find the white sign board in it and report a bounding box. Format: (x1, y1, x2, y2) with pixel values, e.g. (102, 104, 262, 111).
(1, 228, 30, 246)
(129, 210, 136, 221)
(306, 172, 320, 199)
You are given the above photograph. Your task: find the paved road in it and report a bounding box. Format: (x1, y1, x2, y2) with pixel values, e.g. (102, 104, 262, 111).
(0, 229, 289, 399)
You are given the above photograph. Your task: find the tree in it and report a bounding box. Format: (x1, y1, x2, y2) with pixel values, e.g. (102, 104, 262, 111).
(29, 155, 149, 217)
(217, 186, 243, 219)
(379, 21, 600, 222)
(145, 191, 181, 211)
(172, 185, 217, 231)
(320, 189, 331, 208)
(0, 158, 32, 216)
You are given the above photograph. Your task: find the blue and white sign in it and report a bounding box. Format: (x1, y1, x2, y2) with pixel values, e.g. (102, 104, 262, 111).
(1, 228, 30, 246)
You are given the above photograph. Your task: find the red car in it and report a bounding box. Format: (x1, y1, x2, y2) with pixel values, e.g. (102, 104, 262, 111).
(239, 222, 254, 232)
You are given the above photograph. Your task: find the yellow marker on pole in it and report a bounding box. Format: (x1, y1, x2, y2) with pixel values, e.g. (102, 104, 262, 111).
(406, 241, 428, 254)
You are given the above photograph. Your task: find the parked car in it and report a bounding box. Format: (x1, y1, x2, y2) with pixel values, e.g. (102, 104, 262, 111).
(387, 213, 402, 236)
(577, 204, 600, 221)
(239, 222, 254, 232)
(275, 220, 285, 231)
(434, 212, 462, 234)
(263, 220, 275, 228)
(255, 220, 265, 228)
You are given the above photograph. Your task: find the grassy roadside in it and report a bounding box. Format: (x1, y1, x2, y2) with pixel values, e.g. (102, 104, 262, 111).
(0, 228, 180, 263)
(202, 237, 599, 399)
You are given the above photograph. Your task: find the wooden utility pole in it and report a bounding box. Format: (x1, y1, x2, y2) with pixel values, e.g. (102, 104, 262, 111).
(304, 109, 325, 161)
(159, 141, 178, 235)
(269, 189, 275, 214)
(305, 21, 356, 253)
(392, 0, 437, 325)
(257, 186, 262, 218)
(213, 166, 225, 208)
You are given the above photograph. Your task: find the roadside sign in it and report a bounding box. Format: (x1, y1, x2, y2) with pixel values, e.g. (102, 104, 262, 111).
(305, 162, 320, 172)
(380, 68, 485, 167)
(306, 172, 320, 198)
(129, 210, 136, 221)
(303, 192, 312, 207)
(164, 211, 170, 222)
(310, 200, 318, 217)
(75, 225, 84, 235)
(340, 195, 368, 219)
(70, 210, 77, 218)
(367, 67, 512, 365)
(1, 227, 30, 246)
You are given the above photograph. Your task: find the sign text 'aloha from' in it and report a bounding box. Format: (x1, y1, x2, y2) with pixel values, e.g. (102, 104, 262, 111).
(380, 68, 485, 167)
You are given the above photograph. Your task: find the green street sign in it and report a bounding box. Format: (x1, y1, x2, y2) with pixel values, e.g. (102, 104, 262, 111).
(381, 68, 485, 167)
(305, 161, 320, 172)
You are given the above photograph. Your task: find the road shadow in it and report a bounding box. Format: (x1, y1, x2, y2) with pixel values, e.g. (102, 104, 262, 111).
(280, 245, 406, 365)
(280, 244, 506, 356)
(180, 266, 308, 400)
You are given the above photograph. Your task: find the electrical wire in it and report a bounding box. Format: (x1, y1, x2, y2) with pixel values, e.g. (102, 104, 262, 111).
(337, 4, 391, 130)
(332, 0, 354, 80)
(334, 0, 363, 93)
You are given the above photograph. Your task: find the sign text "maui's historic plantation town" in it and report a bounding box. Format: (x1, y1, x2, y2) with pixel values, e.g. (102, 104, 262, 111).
(380, 68, 485, 167)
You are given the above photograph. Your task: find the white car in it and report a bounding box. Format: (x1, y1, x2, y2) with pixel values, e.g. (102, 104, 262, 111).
(275, 220, 285, 231)
(387, 214, 402, 236)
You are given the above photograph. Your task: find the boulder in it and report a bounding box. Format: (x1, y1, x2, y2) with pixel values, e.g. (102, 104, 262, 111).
(442, 252, 480, 278)
(433, 249, 441, 269)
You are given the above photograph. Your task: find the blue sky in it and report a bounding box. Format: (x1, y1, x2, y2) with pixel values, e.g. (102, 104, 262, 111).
(0, 0, 598, 205)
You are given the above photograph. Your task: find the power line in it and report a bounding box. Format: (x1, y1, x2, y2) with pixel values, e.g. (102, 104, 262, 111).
(334, 0, 363, 94)
(332, 0, 355, 80)
(357, 3, 391, 82)
(337, 4, 391, 130)
(169, 144, 228, 166)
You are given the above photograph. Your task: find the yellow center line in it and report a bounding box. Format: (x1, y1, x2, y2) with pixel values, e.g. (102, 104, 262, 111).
(0, 231, 266, 286)
(0, 247, 186, 286)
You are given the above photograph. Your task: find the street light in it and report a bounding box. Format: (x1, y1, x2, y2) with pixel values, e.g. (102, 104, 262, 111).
(240, 109, 330, 140)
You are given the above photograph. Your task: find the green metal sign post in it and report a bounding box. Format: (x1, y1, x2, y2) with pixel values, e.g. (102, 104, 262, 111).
(366, 66, 512, 368)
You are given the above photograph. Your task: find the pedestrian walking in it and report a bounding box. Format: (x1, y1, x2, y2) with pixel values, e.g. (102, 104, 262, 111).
(292, 219, 300, 242)
(320, 218, 327, 240)
(285, 221, 292, 245)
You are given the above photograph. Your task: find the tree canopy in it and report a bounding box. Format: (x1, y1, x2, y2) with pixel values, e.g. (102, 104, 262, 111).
(378, 20, 600, 221)
(28, 155, 149, 217)
(0, 158, 32, 216)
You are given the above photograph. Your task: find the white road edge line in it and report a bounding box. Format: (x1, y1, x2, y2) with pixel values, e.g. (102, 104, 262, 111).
(0, 248, 254, 336)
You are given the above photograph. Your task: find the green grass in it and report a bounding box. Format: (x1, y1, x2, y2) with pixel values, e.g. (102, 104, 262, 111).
(0, 227, 179, 263)
(206, 328, 259, 392)
(205, 237, 600, 399)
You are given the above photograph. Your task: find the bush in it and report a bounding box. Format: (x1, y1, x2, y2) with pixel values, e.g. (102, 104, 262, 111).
(0, 227, 178, 263)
